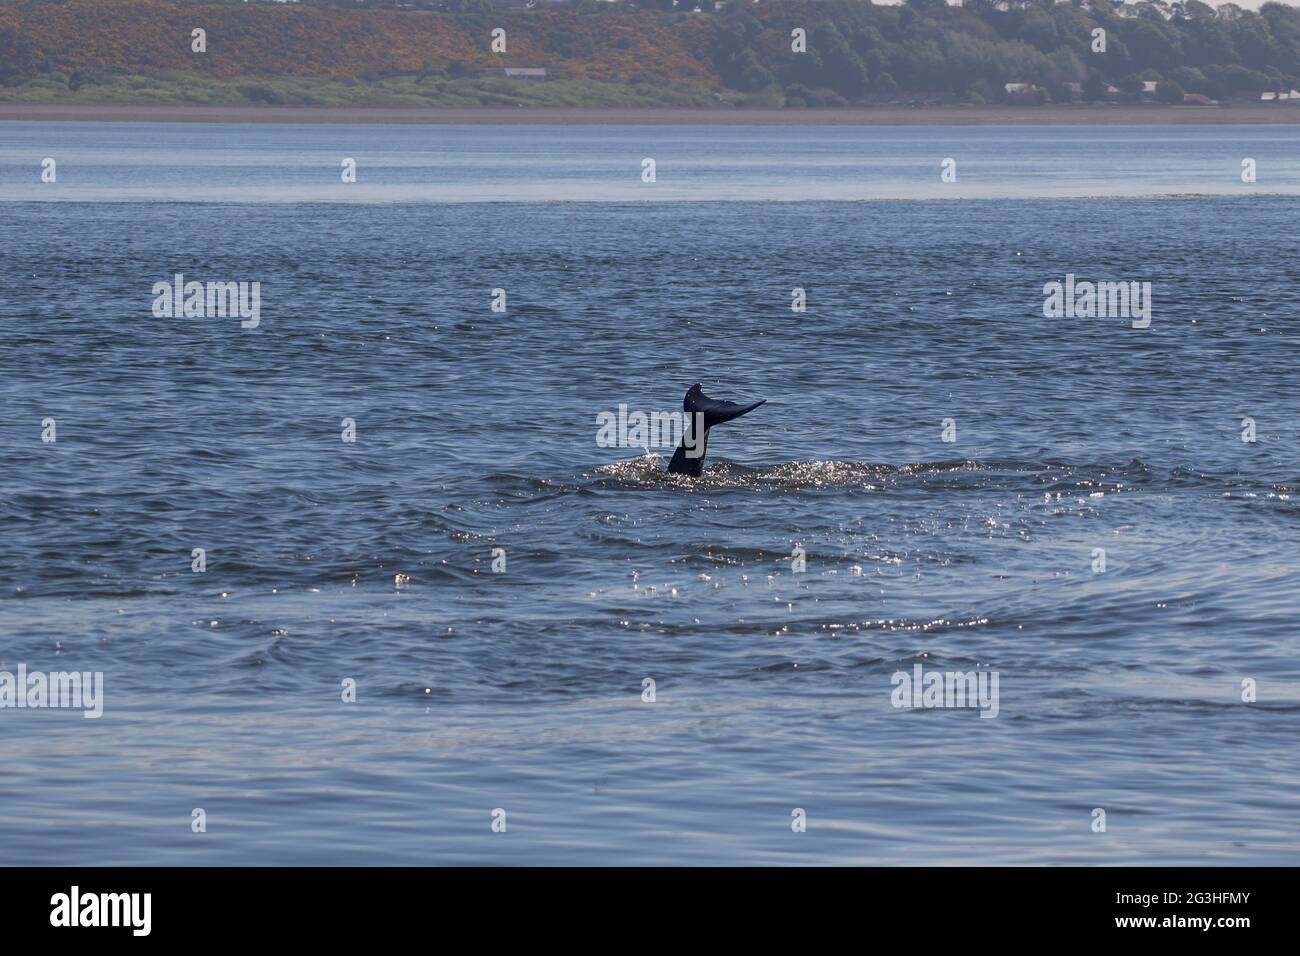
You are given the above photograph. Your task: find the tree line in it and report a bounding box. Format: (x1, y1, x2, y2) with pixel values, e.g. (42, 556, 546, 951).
(4, 0, 1300, 106)
(707, 0, 1300, 105)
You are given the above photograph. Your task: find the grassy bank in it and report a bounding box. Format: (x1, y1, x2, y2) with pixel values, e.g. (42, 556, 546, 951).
(0, 70, 744, 109)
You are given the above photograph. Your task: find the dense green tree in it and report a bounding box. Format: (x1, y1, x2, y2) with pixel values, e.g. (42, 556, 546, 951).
(1156, 78, 1186, 100)
(1082, 71, 1107, 100)
(1168, 64, 1208, 90)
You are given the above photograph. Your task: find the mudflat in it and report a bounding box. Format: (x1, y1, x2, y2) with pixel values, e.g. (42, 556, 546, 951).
(5, 102, 1300, 125)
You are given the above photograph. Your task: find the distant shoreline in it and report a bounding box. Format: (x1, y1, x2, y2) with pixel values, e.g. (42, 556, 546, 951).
(5, 103, 1300, 126)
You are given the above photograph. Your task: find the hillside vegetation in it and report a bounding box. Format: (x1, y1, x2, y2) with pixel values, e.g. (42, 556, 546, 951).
(3, 0, 1300, 107)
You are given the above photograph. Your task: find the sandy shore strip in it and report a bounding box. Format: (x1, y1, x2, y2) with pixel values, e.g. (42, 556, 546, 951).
(5, 102, 1300, 126)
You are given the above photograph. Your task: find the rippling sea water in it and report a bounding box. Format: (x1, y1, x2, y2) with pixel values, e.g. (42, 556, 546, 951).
(1, 122, 1299, 865)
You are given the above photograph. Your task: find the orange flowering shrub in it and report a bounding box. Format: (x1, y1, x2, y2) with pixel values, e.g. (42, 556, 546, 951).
(0, 0, 720, 83)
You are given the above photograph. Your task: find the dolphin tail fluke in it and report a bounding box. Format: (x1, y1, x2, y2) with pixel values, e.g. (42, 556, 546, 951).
(684, 384, 766, 428)
(666, 384, 764, 477)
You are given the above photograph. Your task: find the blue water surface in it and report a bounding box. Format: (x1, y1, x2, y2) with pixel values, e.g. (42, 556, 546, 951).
(1, 122, 1298, 864)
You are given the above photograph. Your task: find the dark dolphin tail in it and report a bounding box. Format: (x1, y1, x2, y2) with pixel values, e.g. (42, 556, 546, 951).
(667, 384, 765, 477)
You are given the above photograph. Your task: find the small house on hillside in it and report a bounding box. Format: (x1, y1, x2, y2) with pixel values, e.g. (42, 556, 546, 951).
(1003, 82, 1041, 103)
(504, 68, 546, 81)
